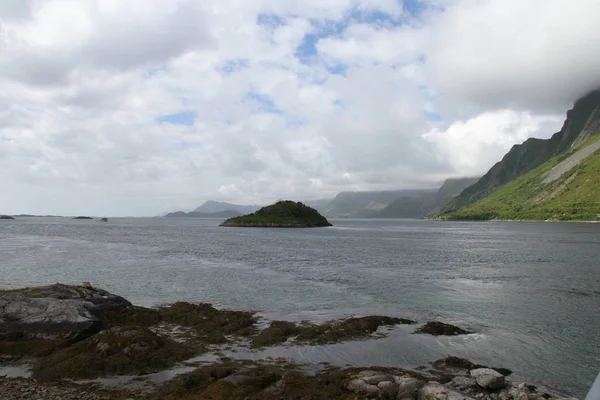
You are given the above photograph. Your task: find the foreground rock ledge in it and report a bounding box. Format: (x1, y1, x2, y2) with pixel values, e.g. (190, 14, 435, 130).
(0, 285, 579, 400)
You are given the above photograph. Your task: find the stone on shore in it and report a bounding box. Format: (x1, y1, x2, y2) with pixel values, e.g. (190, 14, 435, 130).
(470, 368, 506, 390)
(419, 382, 477, 400)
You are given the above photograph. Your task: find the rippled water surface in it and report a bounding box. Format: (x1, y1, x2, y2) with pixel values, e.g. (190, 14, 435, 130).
(1, 217, 599, 396)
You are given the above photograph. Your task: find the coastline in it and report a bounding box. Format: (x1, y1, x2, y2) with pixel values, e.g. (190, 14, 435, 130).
(0, 284, 579, 400)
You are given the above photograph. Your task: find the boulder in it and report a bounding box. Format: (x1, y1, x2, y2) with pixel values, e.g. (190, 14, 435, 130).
(449, 377, 479, 391)
(396, 376, 426, 399)
(471, 369, 506, 390)
(0, 284, 131, 334)
(363, 374, 395, 385)
(348, 378, 381, 397)
(419, 383, 477, 400)
(377, 381, 399, 399)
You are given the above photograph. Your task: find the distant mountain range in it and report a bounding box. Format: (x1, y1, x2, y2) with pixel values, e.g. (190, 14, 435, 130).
(440, 89, 600, 221)
(193, 201, 261, 215)
(164, 209, 242, 218)
(373, 177, 480, 218)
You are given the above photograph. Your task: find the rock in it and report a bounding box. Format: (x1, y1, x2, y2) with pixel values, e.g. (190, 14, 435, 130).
(377, 381, 399, 399)
(414, 322, 472, 336)
(0, 284, 131, 335)
(363, 374, 395, 385)
(82, 282, 92, 289)
(396, 376, 426, 399)
(419, 382, 477, 400)
(348, 378, 381, 397)
(449, 376, 478, 391)
(471, 368, 506, 390)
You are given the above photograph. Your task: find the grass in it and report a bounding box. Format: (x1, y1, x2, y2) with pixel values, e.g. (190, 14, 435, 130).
(441, 135, 600, 221)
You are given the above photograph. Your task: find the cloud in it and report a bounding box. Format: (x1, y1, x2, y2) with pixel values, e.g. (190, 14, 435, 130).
(0, 0, 596, 215)
(426, 0, 600, 114)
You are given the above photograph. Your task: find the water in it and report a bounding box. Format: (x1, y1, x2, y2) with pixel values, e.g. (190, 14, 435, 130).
(0, 217, 599, 396)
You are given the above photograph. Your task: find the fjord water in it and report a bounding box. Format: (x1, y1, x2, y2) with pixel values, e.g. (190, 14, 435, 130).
(1, 218, 599, 396)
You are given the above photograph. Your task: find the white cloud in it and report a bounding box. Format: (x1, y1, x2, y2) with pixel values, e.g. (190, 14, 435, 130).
(423, 111, 563, 176)
(0, 0, 597, 216)
(426, 0, 600, 114)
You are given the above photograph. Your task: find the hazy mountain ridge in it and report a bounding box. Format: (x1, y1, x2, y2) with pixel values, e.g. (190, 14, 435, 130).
(321, 190, 435, 218)
(165, 210, 242, 218)
(371, 177, 480, 218)
(194, 201, 261, 215)
(443, 90, 600, 213)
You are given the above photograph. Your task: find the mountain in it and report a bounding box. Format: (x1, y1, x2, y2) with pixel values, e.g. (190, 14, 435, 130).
(194, 201, 261, 215)
(443, 89, 600, 212)
(373, 177, 479, 218)
(165, 210, 242, 218)
(302, 198, 333, 212)
(220, 201, 332, 228)
(322, 190, 433, 218)
(442, 136, 600, 221)
(439, 89, 600, 221)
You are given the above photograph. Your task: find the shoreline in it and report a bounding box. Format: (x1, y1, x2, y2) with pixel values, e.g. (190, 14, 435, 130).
(0, 284, 580, 399)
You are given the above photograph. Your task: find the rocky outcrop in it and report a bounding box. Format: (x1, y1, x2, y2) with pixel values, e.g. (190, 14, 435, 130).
(0, 215, 15, 220)
(414, 321, 472, 336)
(0, 284, 130, 335)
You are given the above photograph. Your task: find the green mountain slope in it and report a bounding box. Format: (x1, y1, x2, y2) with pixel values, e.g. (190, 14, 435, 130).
(441, 136, 600, 221)
(444, 90, 600, 212)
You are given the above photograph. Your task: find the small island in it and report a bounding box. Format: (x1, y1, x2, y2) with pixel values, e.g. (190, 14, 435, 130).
(72, 216, 93, 220)
(0, 215, 15, 220)
(220, 200, 332, 228)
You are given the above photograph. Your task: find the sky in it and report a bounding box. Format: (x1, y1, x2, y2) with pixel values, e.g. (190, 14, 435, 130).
(1, 0, 599, 216)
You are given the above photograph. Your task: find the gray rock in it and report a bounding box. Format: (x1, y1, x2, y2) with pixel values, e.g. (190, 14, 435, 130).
(348, 379, 381, 397)
(363, 374, 395, 385)
(396, 376, 426, 399)
(419, 383, 477, 400)
(0, 284, 131, 335)
(450, 377, 478, 391)
(471, 368, 506, 390)
(377, 381, 398, 399)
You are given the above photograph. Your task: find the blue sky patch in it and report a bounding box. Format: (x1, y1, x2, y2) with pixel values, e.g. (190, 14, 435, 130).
(221, 58, 249, 75)
(157, 111, 196, 126)
(257, 13, 286, 30)
(246, 92, 282, 114)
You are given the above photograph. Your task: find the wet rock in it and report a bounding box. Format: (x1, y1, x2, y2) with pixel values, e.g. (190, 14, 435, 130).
(396, 376, 426, 399)
(32, 326, 193, 380)
(0, 284, 131, 336)
(471, 368, 506, 390)
(414, 322, 472, 336)
(449, 376, 478, 391)
(363, 374, 395, 385)
(420, 382, 477, 400)
(377, 380, 399, 399)
(348, 378, 381, 397)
